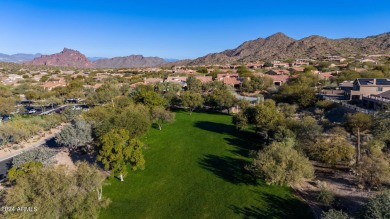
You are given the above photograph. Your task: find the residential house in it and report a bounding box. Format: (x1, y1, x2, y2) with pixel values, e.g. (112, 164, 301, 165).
(362, 89, 390, 109)
(195, 76, 212, 83)
(324, 56, 346, 62)
(349, 78, 390, 100)
(291, 61, 309, 67)
(358, 58, 377, 64)
(246, 63, 264, 69)
(165, 76, 187, 87)
(272, 61, 290, 68)
(254, 73, 289, 86)
(266, 69, 290, 75)
(216, 73, 239, 80)
(288, 67, 305, 73)
(317, 72, 334, 80)
(144, 78, 164, 84)
(264, 75, 289, 86)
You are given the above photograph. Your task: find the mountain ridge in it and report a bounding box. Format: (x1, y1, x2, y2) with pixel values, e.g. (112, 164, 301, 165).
(0, 53, 42, 63)
(181, 32, 390, 65)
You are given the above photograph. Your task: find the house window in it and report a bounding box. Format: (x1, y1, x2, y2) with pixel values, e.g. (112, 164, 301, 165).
(377, 87, 383, 92)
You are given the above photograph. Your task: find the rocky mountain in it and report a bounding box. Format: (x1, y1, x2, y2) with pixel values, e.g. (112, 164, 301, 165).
(93, 55, 166, 68)
(25, 48, 167, 68)
(0, 53, 41, 63)
(184, 32, 390, 65)
(26, 48, 93, 68)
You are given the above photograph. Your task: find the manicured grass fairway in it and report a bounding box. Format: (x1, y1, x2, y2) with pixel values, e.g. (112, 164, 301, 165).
(100, 111, 313, 219)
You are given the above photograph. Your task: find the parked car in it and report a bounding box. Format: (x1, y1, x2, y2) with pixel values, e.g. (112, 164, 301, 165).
(27, 109, 36, 114)
(2, 115, 11, 121)
(72, 106, 83, 110)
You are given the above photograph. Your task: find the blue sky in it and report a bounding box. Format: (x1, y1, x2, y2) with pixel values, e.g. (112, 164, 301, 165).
(1, 0, 390, 59)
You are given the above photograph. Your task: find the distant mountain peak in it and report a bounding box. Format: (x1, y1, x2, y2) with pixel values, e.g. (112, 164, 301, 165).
(93, 54, 167, 68)
(25, 48, 92, 68)
(266, 32, 295, 41)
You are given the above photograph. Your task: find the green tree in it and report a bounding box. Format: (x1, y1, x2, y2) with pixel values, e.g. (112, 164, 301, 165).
(150, 106, 175, 130)
(180, 91, 204, 115)
(0, 97, 16, 116)
(288, 116, 322, 153)
(364, 191, 390, 219)
(97, 129, 145, 181)
(133, 89, 167, 109)
(277, 84, 317, 108)
(241, 76, 273, 93)
(3, 162, 109, 219)
(372, 112, 390, 147)
(186, 76, 202, 92)
(196, 67, 208, 74)
(358, 153, 390, 188)
(237, 65, 253, 78)
(277, 103, 297, 118)
(311, 132, 355, 168)
(86, 82, 120, 106)
(250, 142, 314, 186)
(251, 100, 283, 138)
(232, 112, 248, 131)
(7, 161, 43, 183)
(207, 86, 237, 113)
(83, 103, 151, 138)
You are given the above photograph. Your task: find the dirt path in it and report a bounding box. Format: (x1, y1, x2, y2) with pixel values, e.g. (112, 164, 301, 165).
(293, 163, 376, 218)
(0, 123, 68, 162)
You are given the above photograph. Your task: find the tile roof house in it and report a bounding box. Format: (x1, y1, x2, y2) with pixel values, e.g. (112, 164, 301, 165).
(246, 63, 264, 69)
(288, 67, 305, 72)
(165, 76, 187, 87)
(317, 72, 334, 80)
(223, 77, 242, 86)
(264, 74, 290, 86)
(195, 76, 213, 83)
(291, 61, 309, 67)
(266, 69, 290, 75)
(272, 61, 290, 68)
(216, 73, 239, 80)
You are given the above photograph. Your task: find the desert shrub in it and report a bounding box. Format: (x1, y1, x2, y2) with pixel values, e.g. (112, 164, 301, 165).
(317, 182, 335, 206)
(321, 209, 351, 219)
(12, 147, 60, 167)
(250, 142, 314, 186)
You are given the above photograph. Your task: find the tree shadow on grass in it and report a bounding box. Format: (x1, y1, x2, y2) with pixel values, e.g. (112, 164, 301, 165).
(230, 190, 314, 219)
(194, 121, 261, 158)
(199, 154, 257, 185)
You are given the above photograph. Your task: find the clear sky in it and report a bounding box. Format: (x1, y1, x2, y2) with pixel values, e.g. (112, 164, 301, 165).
(1, 0, 390, 59)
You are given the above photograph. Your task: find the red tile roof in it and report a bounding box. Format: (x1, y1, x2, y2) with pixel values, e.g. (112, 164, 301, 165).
(195, 76, 212, 83)
(223, 77, 241, 85)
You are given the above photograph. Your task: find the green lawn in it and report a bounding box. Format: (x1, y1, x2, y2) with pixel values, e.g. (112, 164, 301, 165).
(99, 111, 313, 219)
